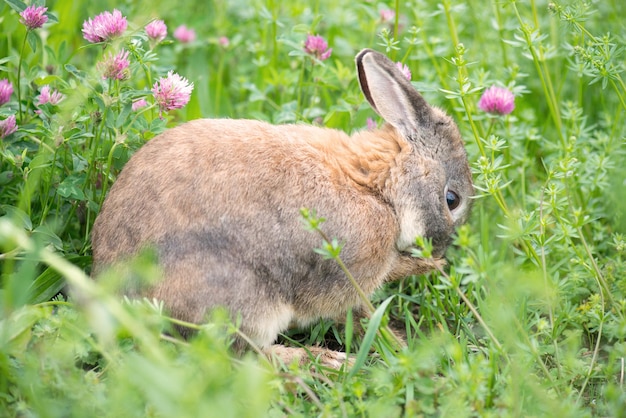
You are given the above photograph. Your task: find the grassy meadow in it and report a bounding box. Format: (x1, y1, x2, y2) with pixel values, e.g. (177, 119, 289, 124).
(0, 0, 625, 416)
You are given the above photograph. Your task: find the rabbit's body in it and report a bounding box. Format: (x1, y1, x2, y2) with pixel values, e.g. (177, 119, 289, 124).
(93, 119, 439, 345)
(91, 49, 473, 365)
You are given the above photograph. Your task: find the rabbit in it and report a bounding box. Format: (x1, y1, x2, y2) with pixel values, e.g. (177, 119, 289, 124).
(91, 48, 474, 368)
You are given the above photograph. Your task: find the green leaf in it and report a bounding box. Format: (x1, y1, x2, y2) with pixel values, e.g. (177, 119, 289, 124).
(115, 102, 133, 128)
(0, 170, 15, 185)
(26, 30, 38, 53)
(149, 117, 167, 135)
(28, 255, 90, 304)
(104, 107, 116, 129)
(3, 0, 27, 13)
(57, 174, 86, 201)
(29, 152, 53, 170)
(27, 270, 64, 304)
(33, 75, 64, 86)
(344, 308, 353, 357)
(0, 205, 33, 231)
(0, 307, 45, 358)
(45, 11, 58, 24)
(64, 63, 87, 81)
(347, 296, 394, 378)
(32, 224, 63, 251)
(92, 95, 106, 112)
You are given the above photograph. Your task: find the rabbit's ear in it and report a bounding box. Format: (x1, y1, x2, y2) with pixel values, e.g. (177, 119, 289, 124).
(356, 49, 432, 138)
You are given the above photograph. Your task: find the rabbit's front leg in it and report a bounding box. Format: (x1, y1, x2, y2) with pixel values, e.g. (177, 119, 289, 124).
(385, 254, 445, 282)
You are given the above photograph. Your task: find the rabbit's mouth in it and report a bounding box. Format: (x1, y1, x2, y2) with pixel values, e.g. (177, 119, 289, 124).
(399, 245, 447, 261)
(397, 231, 452, 260)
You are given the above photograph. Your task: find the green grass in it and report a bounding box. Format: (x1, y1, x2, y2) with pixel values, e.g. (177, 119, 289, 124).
(1, 0, 625, 416)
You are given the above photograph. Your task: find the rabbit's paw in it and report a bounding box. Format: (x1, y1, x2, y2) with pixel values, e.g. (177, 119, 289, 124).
(265, 344, 353, 370)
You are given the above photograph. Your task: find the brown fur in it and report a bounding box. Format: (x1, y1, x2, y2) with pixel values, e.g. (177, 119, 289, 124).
(91, 49, 473, 368)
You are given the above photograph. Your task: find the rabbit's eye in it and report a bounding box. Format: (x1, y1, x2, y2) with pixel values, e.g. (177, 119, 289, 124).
(446, 190, 461, 210)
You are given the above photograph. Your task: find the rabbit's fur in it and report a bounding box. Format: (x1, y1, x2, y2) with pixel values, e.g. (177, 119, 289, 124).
(91, 49, 473, 366)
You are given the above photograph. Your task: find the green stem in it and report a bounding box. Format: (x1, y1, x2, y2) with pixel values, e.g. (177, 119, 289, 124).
(98, 142, 119, 209)
(511, 3, 565, 147)
(436, 264, 504, 353)
(529, 0, 540, 29)
(512, 314, 559, 390)
(492, 0, 509, 68)
(268, 0, 278, 69)
(442, 0, 460, 47)
(121, 103, 157, 136)
(316, 228, 376, 315)
(393, 0, 400, 45)
(538, 188, 561, 378)
(17, 31, 29, 122)
(39, 145, 60, 223)
(460, 96, 486, 158)
(141, 57, 155, 120)
(610, 79, 626, 111)
(214, 53, 226, 115)
(82, 108, 108, 244)
(295, 59, 307, 121)
(87, 109, 107, 192)
(576, 307, 605, 405)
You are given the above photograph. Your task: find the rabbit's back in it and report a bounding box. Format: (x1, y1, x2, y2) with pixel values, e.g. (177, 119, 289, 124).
(91, 118, 406, 339)
(93, 119, 400, 263)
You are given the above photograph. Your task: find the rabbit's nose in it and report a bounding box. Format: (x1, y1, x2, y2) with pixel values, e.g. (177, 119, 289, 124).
(424, 224, 454, 258)
(430, 241, 449, 259)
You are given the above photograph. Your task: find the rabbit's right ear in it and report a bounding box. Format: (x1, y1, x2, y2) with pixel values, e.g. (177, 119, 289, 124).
(356, 49, 432, 139)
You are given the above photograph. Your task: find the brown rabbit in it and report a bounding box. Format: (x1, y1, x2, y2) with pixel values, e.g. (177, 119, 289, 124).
(91, 48, 473, 367)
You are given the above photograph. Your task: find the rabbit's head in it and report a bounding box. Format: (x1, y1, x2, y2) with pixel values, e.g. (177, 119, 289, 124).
(356, 49, 473, 258)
